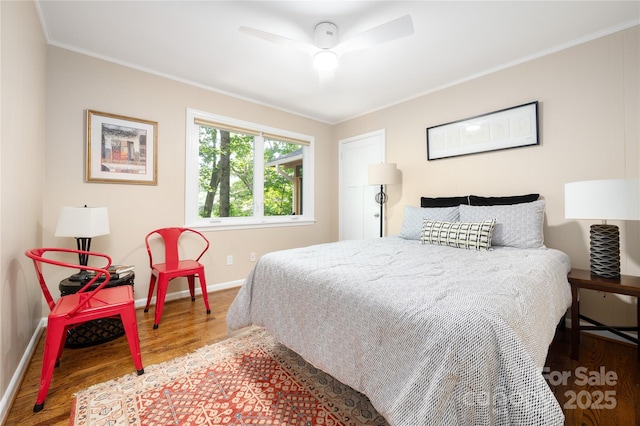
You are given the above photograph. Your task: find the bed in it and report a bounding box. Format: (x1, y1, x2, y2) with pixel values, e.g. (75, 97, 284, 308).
(227, 196, 572, 425)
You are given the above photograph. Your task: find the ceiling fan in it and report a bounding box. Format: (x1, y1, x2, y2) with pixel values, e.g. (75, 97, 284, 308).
(239, 15, 414, 71)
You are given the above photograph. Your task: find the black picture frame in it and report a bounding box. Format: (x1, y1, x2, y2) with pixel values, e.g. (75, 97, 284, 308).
(426, 101, 539, 160)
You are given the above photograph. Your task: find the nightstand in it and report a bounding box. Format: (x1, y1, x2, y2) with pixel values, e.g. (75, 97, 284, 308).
(568, 268, 640, 361)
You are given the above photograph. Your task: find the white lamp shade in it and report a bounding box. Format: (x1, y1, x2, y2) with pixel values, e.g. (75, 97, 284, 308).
(55, 206, 110, 238)
(368, 163, 397, 185)
(565, 179, 640, 221)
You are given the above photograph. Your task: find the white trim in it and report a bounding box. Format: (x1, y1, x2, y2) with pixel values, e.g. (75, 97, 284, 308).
(338, 129, 386, 240)
(134, 279, 244, 309)
(185, 108, 315, 229)
(335, 19, 640, 124)
(0, 318, 46, 424)
(183, 219, 315, 233)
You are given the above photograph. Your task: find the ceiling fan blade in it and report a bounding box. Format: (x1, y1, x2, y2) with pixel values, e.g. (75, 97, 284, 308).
(239, 26, 317, 55)
(336, 15, 414, 54)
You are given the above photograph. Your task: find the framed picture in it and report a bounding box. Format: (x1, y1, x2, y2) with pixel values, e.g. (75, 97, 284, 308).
(86, 110, 158, 185)
(426, 101, 539, 160)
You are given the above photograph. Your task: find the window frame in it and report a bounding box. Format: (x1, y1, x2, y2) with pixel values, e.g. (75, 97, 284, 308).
(185, 108, 315, 230)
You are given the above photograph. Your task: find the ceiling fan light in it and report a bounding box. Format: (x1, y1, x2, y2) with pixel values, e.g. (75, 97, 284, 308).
(313, 50, 338, 70)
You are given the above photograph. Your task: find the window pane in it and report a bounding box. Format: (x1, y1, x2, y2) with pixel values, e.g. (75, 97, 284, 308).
(186, 108, 314, 229)
(197, 125, 254, 218)
(264, 138, 303, 216)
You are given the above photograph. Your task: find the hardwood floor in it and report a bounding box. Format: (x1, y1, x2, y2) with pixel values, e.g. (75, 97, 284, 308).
(5, 288, 239, 426)
(5, 287, 639, 425)
(547, 327, 640, 425)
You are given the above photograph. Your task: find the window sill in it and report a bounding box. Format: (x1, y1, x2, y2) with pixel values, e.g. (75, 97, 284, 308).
(186, 218, 315, 232)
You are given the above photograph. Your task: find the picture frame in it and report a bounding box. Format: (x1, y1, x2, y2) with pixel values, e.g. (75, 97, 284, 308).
(86, 110, 158, 185)
(426, 101, 539, 161)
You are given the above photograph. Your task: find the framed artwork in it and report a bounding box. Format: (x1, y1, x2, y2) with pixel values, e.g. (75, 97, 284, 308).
(426, 101, 539, 160)
(86, 110, 158, 185)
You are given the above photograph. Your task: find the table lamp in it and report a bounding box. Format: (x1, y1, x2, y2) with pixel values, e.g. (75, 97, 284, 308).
(565, 179, 640, 278)
(55, 205, 110, 281)
(368, 163, 397, 238)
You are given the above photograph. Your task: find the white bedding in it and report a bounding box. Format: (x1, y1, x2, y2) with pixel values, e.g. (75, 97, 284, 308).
(227, 237, 572, 425)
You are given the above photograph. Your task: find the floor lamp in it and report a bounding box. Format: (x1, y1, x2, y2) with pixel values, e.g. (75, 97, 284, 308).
(55, 205, 110, 282)
(368, 163, 397, 238)
(565, 179, 640, 278)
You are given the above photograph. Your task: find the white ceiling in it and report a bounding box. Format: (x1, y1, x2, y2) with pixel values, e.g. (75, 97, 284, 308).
(36, 1, 639, 124)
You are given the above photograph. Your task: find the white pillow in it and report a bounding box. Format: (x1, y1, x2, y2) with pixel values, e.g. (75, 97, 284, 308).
(421, 219, 496, 251)
(399, 206, 459, 240)
(459, 199, 545, 249)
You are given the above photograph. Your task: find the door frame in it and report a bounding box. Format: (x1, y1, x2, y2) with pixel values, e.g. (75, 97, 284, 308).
(338, 129, 386, 240)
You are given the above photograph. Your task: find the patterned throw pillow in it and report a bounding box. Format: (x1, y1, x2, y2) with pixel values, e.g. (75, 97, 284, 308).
(420, 218, 497, 251)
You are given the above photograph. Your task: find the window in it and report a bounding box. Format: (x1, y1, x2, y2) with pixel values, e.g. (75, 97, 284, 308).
(185, 108, 314, 229)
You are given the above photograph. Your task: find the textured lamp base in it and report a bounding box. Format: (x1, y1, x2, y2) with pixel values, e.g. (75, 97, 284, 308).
(590, 224, 620, 278)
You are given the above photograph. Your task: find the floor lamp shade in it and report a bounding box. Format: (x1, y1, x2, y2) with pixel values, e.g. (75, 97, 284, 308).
(368, 163, 397, 186)
(368, 163, 397, 238)
(565, 179, 640, 277)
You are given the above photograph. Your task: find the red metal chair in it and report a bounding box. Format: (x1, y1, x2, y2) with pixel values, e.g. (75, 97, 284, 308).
(144, 227, 211, 329)
(25, 247, 144, 412)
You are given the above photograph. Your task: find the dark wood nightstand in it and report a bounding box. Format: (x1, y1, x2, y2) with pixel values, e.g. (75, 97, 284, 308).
(568, 268, 640, 361)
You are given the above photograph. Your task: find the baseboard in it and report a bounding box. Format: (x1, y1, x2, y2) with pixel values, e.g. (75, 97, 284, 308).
(0, 318, 46, 425)
(564, 317, 639, 345)
(134, 279, 244, 309)
(1, 280, 243, 423)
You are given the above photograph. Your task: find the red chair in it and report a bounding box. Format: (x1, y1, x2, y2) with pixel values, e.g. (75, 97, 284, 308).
(25, 247, 144, 412)
(144, 227, 211, 329)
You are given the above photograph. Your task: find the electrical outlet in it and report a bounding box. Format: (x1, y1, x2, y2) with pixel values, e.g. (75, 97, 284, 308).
(250, 252, 256, 262)
(226, 255, 233, 265)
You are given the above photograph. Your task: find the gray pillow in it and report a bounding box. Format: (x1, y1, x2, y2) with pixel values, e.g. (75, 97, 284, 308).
(459, 199, 545, 249)
(399, 205, 459, 240)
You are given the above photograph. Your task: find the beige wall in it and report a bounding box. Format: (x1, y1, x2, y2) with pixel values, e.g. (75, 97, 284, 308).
(43, 46, 337, 293)
(335, 26, 640, 330)
(1, 0, 47, 417)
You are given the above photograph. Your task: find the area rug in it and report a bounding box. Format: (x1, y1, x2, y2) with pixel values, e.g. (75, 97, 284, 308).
(71, 327, 388, 425)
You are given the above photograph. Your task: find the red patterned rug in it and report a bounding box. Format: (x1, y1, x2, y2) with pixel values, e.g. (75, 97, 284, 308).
(71, 327, 388, 425)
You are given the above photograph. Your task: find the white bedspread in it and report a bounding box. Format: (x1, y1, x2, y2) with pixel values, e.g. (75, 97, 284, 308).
(227, 237, 572, 425)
